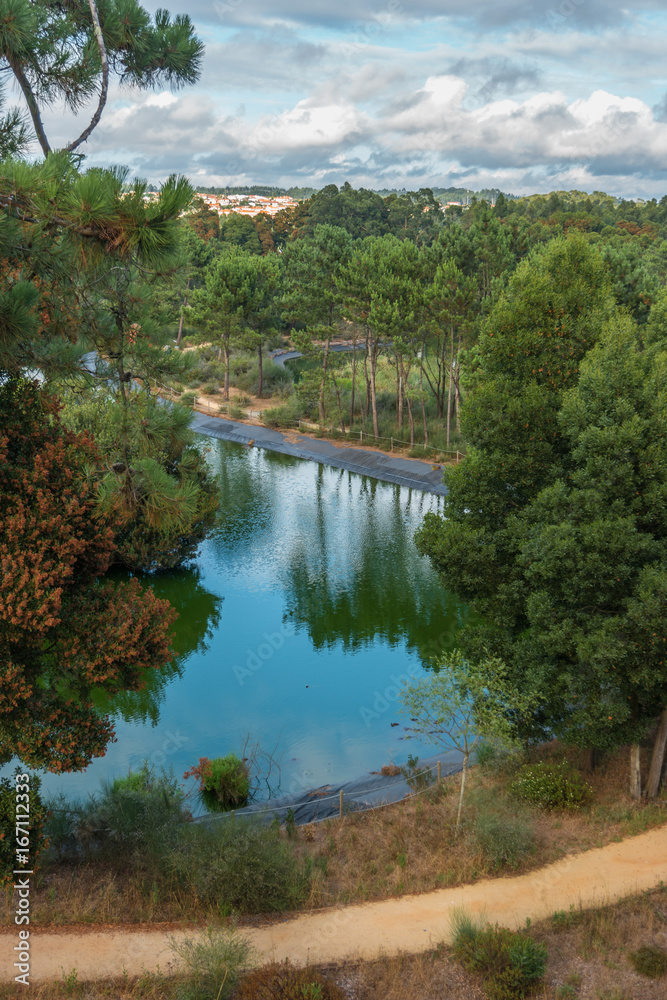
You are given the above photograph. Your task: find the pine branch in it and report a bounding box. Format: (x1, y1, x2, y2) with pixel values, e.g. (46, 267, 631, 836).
(65, 1, 109, 153)
(7, 54, 51, 156)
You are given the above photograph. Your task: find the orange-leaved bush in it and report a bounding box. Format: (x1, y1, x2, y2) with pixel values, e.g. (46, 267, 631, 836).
(0, 375, 176, 772)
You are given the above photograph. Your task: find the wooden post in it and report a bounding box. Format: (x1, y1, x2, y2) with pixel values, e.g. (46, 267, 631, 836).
(390, 437, 393, 450)
(339, 789, 344, 818)
(456, 450, 459, 463)
(437, 761, 442, 783)
(360, 430, 362, 442)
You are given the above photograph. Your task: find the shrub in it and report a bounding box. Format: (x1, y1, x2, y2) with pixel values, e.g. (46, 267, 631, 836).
(168, 818, 310, 913)
(229, 405, 246, 420)
(0, 770, 49, 887)
(169, 924, 252, 1000)
(234, 960, 346, 1000)
(262, 402, 301, 429)
(201, 382, 219, 395)
(400, 753, 435, 791)
(475, 812, 535, 871)
(628, 944, 667, 977)
(184, 755, 251, 812)
(510, 760, 593, 811)
(90, 761, 187, 859)
(451, 916, 547, 999)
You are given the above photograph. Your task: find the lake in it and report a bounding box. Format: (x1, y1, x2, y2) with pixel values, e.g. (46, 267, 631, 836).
(24, 438, 468, 809)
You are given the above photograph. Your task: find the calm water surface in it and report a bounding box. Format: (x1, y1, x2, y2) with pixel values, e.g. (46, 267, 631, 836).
(34, 440, 469, 806)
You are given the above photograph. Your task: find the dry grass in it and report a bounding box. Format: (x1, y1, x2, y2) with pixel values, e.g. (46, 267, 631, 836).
(2, 743, 666, 929)
(294, 743, 667, 909)
(4, 889, 667, 999)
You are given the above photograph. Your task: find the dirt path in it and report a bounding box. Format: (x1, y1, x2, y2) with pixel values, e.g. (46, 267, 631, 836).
(2, 825, 666, 982)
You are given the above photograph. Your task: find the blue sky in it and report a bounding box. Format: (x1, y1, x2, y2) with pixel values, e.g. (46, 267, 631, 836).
(38, 1, 667, 197)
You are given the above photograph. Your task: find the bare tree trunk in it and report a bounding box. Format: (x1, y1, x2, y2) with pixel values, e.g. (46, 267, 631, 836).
(630, 744, 642, 800)
(369, 342, 379, 438)
(223, 345, 230, 401)
(646, 708, 667, 799)
(257, 341, 263, 399)
(330, 367, 346, 434)
(318, 336, 330, 425)
(420, 366, 429, 446)
(349, 338, 357, 429)
(456, 753, 469, 835)
(395, 357, 403, 428)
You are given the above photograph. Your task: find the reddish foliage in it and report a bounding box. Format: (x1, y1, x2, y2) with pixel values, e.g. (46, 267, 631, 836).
(0, 377, 177, 772)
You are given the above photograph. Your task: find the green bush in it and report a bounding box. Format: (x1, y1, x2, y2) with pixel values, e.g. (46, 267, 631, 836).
(451, 916, 547, 999)
(234, 358, 293, 397)
(234, 960, 346, 1000)
(510, 760, 593, 811)
(229, 404, 246, 420)
(168, 818, 310, 913)
(262, 402, 301, 429)
(201, 382, 219, 395)
(169, 924, 252, 1000)
(0, 770, 49, 887)
(475, 812, 535, 871)
(628, 944, 667, 977)
(400, 753, 435, 791)
(184, 755, 251, 812)
(81, 762, 188, 861)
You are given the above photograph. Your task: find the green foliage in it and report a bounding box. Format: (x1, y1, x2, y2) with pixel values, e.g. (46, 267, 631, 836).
(168, 819, 310, 913)
(0, 769, 49, 888)
(234, 960, 346, 1000)
(474, 810, 535, 871)
(510, 761, 593, 811)
(627, 944, 667, 978)
(169, 924, 252, 1000)
(400, 753, 435, 791)
(93, 761, 188, 854)
(183, 755, 251, 812)
(452, 916, 548, 999)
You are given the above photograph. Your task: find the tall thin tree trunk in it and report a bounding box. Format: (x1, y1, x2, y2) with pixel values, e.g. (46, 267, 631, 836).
(646, 707, 667, 799)
(331, 368, 346, 434)
(349, 341, 357, 429)
(420, 366, 429, 446)
(223, 344, 230, 401)
(318, 336, 330, 425)
(369, 344, 379, 438)
(446, 325, 454, 447)
(257, 341, 263, 398)
(456, 753, 469, 834)
(630, 744, 642, 800)
(395, 357, 402, 427)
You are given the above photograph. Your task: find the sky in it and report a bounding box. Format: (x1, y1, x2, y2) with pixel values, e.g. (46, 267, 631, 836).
(34, 0, 667, 198)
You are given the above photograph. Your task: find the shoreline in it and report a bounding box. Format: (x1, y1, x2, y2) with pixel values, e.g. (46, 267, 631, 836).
(189, 408, 449, 495)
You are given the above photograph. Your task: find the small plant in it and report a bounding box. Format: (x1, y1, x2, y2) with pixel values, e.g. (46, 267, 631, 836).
(61, 968, 78, 996)
(284, 807, 297, 839)
(451, 911, 547, 999)
(229, 404, 246, 420)
(555, 986, 578, 999)
(475, 812, 535, 871)
(510, 760, 593, 811)
(234, 960, 346, 999)
(400, 754, 435, 791)
(201, 382, 218, 395)
(628, 943, 667, 977)
(183, 755, 251, 812)
(169, 924, 252, 1000)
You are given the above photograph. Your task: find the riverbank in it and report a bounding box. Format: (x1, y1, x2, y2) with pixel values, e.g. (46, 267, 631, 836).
(189, 410, 449, 495)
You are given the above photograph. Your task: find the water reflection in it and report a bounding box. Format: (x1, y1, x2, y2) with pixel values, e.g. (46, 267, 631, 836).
(93, 567, 223, 725)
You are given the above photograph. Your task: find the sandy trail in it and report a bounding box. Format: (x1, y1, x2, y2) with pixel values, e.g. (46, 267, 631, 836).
(1, 825, 666, 982)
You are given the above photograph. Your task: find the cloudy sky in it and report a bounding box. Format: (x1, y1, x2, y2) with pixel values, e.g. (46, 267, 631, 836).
(36, 1, 667, 197)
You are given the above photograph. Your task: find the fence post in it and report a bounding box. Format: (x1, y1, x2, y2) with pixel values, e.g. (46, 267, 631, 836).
(360, 430, 362, 442)
(339, 789, 344, 818)
(437, 761, 442, 783)
(456, 451, 460, 463)
(390, 436, 393, 450)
